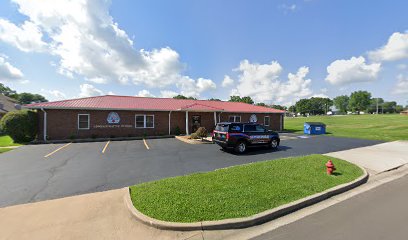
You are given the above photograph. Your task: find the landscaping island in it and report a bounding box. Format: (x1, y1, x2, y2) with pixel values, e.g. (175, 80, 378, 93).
(129, 154, 363, 223)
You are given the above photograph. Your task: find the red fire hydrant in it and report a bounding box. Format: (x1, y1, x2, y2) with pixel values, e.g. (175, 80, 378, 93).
(326, 160, 336, 175)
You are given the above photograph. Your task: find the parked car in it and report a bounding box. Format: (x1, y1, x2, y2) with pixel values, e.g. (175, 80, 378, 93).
(212, 122, 280, 153)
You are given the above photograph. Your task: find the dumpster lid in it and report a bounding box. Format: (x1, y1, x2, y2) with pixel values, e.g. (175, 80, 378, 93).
(304, 122, 326, 126)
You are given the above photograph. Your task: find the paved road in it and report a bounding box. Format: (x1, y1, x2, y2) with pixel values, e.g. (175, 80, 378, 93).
(0, 135, 381, 207)
(252, 174, 408, 240)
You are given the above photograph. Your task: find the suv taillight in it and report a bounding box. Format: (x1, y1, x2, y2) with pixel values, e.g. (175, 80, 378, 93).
(226, 132, 230, 140)
(211, 130, 215, 137)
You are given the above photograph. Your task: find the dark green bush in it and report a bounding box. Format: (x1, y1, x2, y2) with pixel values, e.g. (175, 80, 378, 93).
(0, 110, 38, 143)
(174, 126, 181, 136)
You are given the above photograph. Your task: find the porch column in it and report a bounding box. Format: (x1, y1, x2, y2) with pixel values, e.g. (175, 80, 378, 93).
(185, 111, 189, 135)
(168, 111, 172, 135)
(214, 112, 217, 126)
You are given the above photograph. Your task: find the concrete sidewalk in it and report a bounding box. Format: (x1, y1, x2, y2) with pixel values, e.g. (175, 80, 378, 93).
(325, 141, 408, 174)
(0, 188, 200, 240)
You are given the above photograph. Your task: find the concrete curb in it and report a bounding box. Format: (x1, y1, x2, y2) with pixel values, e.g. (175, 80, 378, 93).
(175, 136, 213, 145)
(124, 166, 368, 231)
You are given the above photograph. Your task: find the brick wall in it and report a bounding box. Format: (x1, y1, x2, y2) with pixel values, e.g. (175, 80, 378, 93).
(37, 109, 283, 140)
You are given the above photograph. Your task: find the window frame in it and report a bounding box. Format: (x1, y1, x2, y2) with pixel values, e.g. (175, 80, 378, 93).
(135, 114, 155, 129)
(264, 116, 270, 127)
(228, 115, 241, 123)
(77, 114, 90, 130)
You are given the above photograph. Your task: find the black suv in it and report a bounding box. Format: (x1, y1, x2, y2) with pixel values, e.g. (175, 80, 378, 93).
(212, 122, 280, 153)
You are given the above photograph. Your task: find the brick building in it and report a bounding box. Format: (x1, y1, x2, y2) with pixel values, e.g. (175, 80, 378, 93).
(25, 95, 285, 141)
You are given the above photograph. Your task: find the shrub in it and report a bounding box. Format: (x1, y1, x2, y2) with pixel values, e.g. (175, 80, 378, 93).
(189, 132, 199, 139)
(69, 134, 77, 140)
(195, 127, 208, 139)
(174, 126, 181, 136)
(0, 110, 38, 143)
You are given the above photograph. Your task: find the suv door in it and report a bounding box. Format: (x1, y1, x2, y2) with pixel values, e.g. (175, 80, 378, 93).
(244, 124, 269, 145)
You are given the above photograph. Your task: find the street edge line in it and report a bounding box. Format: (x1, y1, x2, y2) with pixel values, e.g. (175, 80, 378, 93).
(124, 166, 368, 231)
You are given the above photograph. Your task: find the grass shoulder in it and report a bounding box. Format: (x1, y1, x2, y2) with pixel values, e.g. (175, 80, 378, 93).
(284, 114, 408, 141)
(129, 154, 363, 223)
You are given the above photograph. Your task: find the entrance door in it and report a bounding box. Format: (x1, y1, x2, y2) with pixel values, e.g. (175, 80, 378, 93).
(192, 115, 201, 133)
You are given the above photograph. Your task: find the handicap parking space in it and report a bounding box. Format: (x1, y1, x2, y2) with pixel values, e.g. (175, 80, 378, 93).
(0, 136, 383, 208)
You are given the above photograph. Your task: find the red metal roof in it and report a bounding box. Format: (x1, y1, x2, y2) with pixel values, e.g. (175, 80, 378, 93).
(24, 95, 285, 113)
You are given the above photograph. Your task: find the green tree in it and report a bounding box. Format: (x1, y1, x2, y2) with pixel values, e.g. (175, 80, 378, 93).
(16, 93, 48, 104)
(348, 91, 372, 114)
(0, 83, 16, 96)
(173, 95, 196, 100)
(368, 98, 384, 114)
(333, 95, 350, 114)
(396, 105, 404, 113)
(270, 104, 287, 111)
(228, 96, 254, 104)
(295, 99, 311, 115)
(256, 102, 267, 107)
(382, 101, 397, 113)
(288, 105, 296, 113)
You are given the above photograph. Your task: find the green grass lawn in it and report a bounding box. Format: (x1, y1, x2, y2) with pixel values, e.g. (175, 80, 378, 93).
(0, 148, 13, 154)
(130, 154, 363, 222)
(0, 135, 21, 147)
(285, 114, 408, 141)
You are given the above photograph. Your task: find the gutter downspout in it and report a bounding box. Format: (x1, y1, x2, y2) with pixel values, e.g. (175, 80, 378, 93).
(40, 108, 47, 142)
(168, 111, 172, 135)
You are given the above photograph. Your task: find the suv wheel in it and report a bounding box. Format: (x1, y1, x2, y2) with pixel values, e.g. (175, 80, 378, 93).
(269, 139, 278, 149)
(235, 141, 247, 153)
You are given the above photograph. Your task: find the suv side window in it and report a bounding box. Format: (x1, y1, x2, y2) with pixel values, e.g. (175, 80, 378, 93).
(229, 124, 243, 133)
(255, 125, 266, 132)
(244, 124, 256, 132)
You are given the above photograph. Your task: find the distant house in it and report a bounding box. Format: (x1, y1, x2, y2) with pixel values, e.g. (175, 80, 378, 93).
(400, 110, 408, 116)
(0, 94, 21, 118)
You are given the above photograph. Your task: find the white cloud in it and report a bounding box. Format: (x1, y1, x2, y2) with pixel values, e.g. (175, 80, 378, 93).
(393, 74, 408, 95)
(79, 83, 104, 98)
(369, 32, 408, 62)
(311, 93, 329, 98)
(222, 75, 234, 87)
(175, 77, 216, 98)
(137, 89, 155, 97)
(160, 90, 178, 98)
(229, 60, 313, 105)
(325, 56, 381, 85)
(40, 89, 66, 101)
(0, 55, 25, 82)
(280, 4, 297, 13)
(1, 0, 215, 97)
(0, 19, 47, 52)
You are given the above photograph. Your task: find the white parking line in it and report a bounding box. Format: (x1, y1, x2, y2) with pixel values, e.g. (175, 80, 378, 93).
(143, 139, 150, 150)
(102, 141, 110, 154)
(44, 142, 72, 158)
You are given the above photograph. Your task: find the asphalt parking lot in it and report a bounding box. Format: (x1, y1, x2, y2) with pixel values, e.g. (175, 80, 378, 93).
(0, 134, 382, 208)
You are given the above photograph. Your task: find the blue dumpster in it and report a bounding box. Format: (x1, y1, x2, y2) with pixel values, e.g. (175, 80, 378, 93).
(304, 122, 326, 135)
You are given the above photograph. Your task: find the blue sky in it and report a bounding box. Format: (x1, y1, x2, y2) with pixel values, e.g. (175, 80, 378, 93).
(0, 0, 407, 106)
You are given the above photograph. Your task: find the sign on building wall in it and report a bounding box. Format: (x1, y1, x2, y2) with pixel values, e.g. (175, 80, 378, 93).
(249, 114, 257, 123)
(107, 112, 120, 124)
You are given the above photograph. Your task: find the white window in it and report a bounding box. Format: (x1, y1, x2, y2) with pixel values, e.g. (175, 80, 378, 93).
(135, 115, 155, 128)
(264, 116, 270, 126)
(228, 115, 241, 122)
(78, 114, 90, 130)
